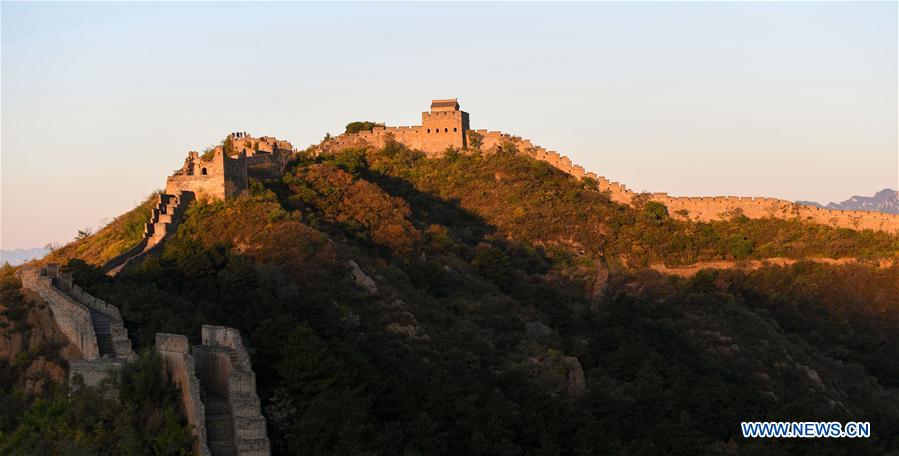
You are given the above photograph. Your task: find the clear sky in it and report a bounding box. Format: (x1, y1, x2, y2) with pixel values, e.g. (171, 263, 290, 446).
(2, 2, 897, 249)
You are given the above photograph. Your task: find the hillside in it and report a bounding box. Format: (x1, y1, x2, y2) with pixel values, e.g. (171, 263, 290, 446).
(41, 194, 157, 267)
(4, 141, 899, 455)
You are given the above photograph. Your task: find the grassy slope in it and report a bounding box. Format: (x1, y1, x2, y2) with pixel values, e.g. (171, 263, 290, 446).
(43, 194, 157, 267)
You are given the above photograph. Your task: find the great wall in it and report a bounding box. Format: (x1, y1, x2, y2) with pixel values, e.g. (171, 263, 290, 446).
(19, 265, 138, 386)
(19, 264, 270, 456)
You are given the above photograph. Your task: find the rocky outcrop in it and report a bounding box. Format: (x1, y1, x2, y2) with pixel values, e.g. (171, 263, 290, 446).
(563, 356, 586, 397)
(348, 260, 378, 294)
(590, 257, 610, 316)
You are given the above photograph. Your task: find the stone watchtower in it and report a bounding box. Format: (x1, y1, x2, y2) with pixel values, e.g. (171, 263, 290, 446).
(420, 99, 469, 154)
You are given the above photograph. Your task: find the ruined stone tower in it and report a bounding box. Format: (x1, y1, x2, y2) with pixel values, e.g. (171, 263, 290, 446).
(420, 98, 469, 153)
(165, 134, 293, 202)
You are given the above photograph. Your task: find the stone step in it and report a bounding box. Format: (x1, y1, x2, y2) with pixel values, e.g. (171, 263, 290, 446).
(95, 334, 115, 356)
(92, 321, 111, 334)
(204, 397, 231, 414)
(207, 439, 236, 456)
(113, 339, 132, 353)
(228, 395, 261, 417)
(206, 414, 235, 441)
(236, 438, 270, 455)
(234, 416, 267, 440)
(90, 310, 115, 357)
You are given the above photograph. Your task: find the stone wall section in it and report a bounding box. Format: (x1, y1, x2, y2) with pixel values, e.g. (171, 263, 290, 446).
(65, 281, 137, 361)
(157, 333, 211, 456)
(69, 359, 129, 390)
(19, 266, 100, 360)
(197, 325, 270, 456)
(19, 264, 138, 388)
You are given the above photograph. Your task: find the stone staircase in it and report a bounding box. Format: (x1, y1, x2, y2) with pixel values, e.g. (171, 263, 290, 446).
(147, 193, 183, 249)
(105, 192, 189, 276)
(204, 393, 236, 456)
(89, 310, 115, 356)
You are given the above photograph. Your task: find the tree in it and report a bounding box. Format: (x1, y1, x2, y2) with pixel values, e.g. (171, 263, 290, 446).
(75, 227, 93, 240)
(468, 131, 484, 151)
(345, 121, 382, 135)
(223, 135, 235, 156)
(643, 201, 669, 221)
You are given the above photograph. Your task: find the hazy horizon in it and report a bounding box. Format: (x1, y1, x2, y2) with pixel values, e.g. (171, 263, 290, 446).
(2, 2, 897, 249)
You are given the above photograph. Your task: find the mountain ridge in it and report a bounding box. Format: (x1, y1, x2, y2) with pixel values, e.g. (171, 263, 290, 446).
(0, 247, 50, 266)
(797, 188, 899, 214)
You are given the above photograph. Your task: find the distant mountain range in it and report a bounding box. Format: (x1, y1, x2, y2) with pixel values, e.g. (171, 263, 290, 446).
(1, 247, 50, 266)
(797, 188, 899, 214)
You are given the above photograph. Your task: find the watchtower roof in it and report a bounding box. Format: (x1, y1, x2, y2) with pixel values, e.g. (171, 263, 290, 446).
(430, 99, 460, 112)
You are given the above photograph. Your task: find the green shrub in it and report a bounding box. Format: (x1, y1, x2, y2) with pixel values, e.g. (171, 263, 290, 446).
(345, 121, 381, 135)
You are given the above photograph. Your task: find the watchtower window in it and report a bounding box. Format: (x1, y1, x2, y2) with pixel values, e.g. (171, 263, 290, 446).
(201, 167, 208, 175)
(427, 129, 430, 133)
(453, 127, 457, 132)
(444, 128, 448, 132)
